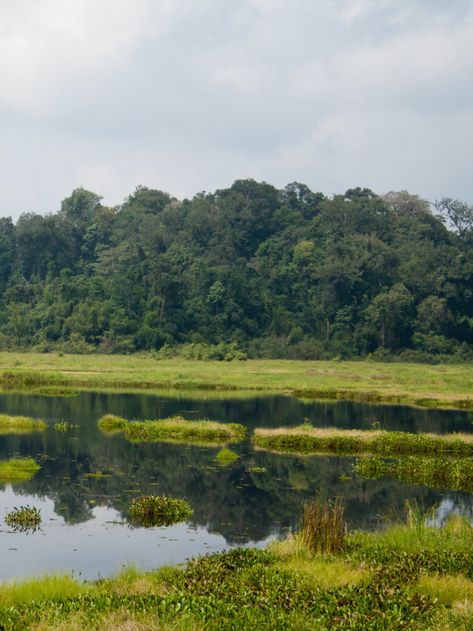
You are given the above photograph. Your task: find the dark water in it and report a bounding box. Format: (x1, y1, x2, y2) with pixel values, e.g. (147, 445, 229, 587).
(1, 391, 473, 580)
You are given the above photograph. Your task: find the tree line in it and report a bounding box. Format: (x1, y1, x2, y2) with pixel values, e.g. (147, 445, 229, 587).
(0, 180, 472, 360)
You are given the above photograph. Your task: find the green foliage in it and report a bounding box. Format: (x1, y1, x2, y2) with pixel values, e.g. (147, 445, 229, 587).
(0, 181, 471, 360)
(215, 448, 240, 466)
(253, 426, 473, 456)
(5, 505, 41, 530)
(129, 495, 193, 527)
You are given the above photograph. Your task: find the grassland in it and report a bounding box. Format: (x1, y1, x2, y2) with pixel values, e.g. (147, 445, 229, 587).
(2, 510, 473, 630)
(98, 415, 246, 446)
(0, 352, 473, 408)
(253, 426, 473, 456)
(0, 415, 46, 435)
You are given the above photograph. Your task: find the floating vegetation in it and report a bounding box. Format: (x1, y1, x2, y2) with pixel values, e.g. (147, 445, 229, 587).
(253, 425, 473, 456)
(355, 456, 473, 492)
(0, 414, 46, 435)
(98, 415, 246, 446)
(129, 495, 193, 527)
(33, 386, 79, 397)
(97, 414, 129, 434)
(0, 458, 40, 482)
(5, 505, 42, 530)
(215, 448, 240, 466)
(248, 466, 266, 474)
(53, 421, 79, 432)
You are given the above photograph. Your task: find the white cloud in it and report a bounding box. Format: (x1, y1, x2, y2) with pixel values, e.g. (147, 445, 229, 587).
(0, 0, 472, 216)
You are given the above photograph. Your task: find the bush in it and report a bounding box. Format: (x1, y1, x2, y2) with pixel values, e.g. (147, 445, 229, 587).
(129, 495, 193, 527)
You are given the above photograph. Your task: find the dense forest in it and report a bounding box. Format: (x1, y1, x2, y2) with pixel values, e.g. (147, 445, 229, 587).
(0, 180, 472, 360)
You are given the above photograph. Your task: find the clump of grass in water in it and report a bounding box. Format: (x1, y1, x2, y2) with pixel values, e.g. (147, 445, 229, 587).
(253, 425, 473, 456)
(0, 414, 46, 435)
(215, 448, 239, 466)
(0, 458, 40, 482)
(98, 414, 246, 446)
(129, 496, 193, 527)
(355, 455, 473, 492)
(300, 496, 346, 554)
(5, 505, 41, 530)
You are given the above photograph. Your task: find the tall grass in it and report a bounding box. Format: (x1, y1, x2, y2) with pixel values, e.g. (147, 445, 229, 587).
(300, 496, 346, 554)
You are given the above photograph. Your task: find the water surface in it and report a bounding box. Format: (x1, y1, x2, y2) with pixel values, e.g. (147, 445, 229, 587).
(1, 391, 473, 580)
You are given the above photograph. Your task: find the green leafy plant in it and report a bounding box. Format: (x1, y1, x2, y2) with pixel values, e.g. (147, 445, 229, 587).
(129, 495, 193, 527)
(5, 505, 42, 530)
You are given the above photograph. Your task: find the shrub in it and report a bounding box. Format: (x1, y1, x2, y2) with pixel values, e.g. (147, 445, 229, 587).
(129, 496, 193, 527)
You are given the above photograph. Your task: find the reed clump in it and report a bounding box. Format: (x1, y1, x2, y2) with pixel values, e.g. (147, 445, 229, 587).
(253, 425, 473, 456)
(215, 448, 240, 465)
(0, 414, 46, 434)
(0, 458, 40, 482)
(355, 456, 473, 492)
(98, 415, 246, 446)
(129, 495, 193, 527)
(300, 496, 346, 554)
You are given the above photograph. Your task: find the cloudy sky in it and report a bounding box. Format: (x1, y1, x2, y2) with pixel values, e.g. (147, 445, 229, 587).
(0, 0, 472, 217)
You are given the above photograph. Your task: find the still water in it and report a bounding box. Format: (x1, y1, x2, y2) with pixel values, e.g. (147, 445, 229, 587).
(1, 391, 473, 580)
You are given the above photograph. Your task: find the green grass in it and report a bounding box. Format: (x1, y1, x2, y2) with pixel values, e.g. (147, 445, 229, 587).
(32, 386, 79, 397)
(355, 456, 473, 492)
(0, 415, 46, 435)
(129, 496, 193, 527)
(253, 425, 473, 456)
(4, 508, 473, 629)
(1, 352, 473, 408)
(98, 415, 246, 446)
(0, 458, 40, 482)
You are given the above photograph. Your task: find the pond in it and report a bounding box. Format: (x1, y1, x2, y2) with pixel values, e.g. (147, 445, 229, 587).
(1, 390, 473, 580)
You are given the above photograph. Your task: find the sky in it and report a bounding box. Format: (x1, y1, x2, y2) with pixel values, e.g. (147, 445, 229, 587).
(0, 0, 472, 218)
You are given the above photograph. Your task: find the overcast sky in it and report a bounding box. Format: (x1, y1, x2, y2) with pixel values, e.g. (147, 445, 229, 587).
(0, 0, 472, 217)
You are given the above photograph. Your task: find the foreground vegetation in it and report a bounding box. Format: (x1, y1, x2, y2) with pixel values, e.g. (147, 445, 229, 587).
(0, 414, 46, 434)
(98, 415, 246, 446)
(253, 426, 473, 456)
(2, 503, 473, 629)
(2, 353, 473, 408)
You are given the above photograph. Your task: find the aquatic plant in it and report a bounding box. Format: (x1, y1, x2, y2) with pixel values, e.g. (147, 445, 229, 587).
(253, 425, 473, 456)
(248, 466, 266, 473)
(355, 455, 473, 492)
(215, 448, 240, 465)
(300, 496, 346, 554)
(0, 458, 40, 482)
(0, 414, 46, 434)
(5, 505, 41, 529)
(97, 414, 129, 433)
(98, 415, 246, 446)
(129, 495, 193, 527)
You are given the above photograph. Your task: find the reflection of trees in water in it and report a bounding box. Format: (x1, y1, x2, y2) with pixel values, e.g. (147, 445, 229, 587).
(1, 391, 473, 543)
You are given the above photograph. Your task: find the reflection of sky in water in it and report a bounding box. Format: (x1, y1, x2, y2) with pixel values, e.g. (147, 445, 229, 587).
(0, 486, 273, 581)
(0, 391, 472, 580)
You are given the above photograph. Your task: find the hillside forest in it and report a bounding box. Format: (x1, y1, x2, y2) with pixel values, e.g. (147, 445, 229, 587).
(0, 181, 472, 361)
